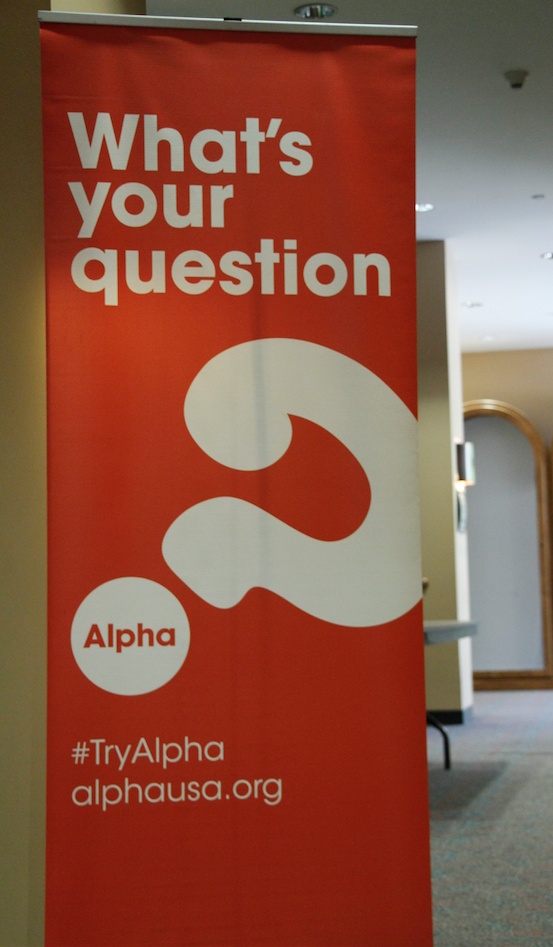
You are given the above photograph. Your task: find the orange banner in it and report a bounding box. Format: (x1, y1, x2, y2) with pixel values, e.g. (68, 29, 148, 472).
(41, 20, 432, 946)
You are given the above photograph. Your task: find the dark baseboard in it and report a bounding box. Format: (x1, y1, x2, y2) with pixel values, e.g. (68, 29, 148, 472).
(427, 707, 473, 725)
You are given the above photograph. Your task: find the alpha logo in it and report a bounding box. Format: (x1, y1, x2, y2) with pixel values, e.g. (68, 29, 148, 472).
(163, 338, 421, 627)
(84, 624, 176, 652)
(71, 578, 189, 696)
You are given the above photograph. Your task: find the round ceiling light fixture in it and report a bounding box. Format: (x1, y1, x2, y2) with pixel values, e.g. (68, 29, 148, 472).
(415, 203, 434, 212)
(480, 335, 496, 342)
(462, 301, 483, 308)
(294, 4, 336, 18)
(541, 252, 553, 259)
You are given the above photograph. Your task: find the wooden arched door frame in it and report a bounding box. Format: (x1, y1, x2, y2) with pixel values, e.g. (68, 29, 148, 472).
(464, 399, 553, 689)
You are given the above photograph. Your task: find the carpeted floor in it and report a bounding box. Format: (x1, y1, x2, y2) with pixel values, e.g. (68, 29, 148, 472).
(427, 691, 553, 946)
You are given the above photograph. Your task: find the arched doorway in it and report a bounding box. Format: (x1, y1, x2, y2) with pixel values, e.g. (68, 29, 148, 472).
(464, 400, 553, 688)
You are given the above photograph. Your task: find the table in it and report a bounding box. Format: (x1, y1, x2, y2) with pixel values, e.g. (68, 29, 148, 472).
(424, 620, 478, 769)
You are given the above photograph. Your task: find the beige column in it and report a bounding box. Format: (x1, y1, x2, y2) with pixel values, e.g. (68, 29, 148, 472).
(417, 241, 473, 718)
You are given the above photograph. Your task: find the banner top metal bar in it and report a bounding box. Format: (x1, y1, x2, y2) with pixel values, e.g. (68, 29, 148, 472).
(38, 10, 417, 37)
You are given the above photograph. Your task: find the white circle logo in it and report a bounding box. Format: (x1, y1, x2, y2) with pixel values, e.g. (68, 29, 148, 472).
(71, 577, 190, 695)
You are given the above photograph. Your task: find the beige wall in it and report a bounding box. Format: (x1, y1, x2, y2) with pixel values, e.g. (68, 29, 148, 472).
(463, 348, 553, 446)
(52, 0, 145, 11)
(1, 3, 145, 945)
(1, 4, 48, 945)
(417, 242, 473, 712)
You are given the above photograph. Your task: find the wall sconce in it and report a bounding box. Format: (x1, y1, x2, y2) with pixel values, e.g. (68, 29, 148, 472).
(455, 442, 475, 533)
(456, 442, 475, 486)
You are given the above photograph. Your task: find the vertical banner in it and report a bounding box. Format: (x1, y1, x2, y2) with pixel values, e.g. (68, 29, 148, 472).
(41, 17, 432, 947)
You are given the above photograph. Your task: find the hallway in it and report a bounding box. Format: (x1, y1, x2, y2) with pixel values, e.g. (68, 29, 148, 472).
(429, 691, 553, 946)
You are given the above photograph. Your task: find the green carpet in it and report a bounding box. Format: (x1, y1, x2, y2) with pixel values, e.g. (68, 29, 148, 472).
(428, 691, 553, 946)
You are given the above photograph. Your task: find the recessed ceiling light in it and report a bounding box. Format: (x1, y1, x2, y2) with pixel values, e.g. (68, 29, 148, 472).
(532, 194, 546, 199)
(294, 4, 336, 18)
(541, 252, 553, 259)
(415, 203, 434, 212)
(480, 335, 496, 342)
(462, 301, 483, 308)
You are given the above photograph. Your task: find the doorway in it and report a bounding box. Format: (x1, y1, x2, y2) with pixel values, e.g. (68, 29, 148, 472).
(464, 400, 553, 688)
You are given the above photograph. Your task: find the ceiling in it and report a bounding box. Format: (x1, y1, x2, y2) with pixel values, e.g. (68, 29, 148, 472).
(147, 0, 553, 352)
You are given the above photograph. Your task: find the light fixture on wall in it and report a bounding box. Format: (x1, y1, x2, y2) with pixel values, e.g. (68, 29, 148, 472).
(456, 442, 475, 533)
(415, 202, 434, 212)
(456, 442, 475, 486)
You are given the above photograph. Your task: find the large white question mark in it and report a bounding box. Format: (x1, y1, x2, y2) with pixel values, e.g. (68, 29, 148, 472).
(162, 338, 421, 627)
